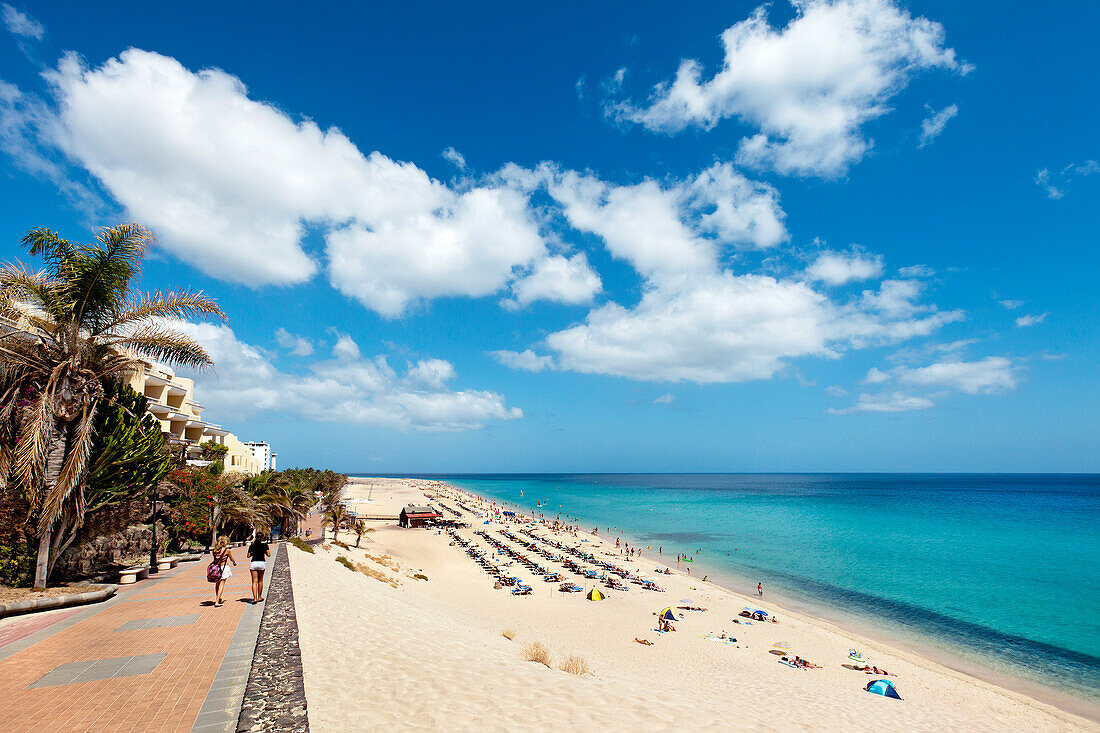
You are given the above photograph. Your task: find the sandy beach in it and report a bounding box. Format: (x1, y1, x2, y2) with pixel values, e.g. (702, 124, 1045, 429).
(291, 477, 1098, 732)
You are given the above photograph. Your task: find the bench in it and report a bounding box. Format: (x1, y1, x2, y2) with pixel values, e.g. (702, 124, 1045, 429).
(156, 556, 181, 572)
(118, 565, 149, 585)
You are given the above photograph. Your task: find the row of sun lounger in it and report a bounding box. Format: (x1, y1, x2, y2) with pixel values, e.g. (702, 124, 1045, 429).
(436, 503, 462, 517)
(446, 528, 523, 589)
(517, 528, 666, 592)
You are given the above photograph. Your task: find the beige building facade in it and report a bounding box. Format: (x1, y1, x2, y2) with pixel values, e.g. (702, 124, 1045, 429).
(125, 361, 266, 476)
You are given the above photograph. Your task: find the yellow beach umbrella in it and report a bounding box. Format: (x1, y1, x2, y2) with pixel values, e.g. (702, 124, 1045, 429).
(586, 587, 604, 601)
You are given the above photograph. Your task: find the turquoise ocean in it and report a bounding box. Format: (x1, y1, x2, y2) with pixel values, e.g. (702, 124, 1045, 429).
(394, 473, 1099, 704)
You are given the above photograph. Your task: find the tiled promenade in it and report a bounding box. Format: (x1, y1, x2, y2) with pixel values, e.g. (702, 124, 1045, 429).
(0, 552, 265, 733)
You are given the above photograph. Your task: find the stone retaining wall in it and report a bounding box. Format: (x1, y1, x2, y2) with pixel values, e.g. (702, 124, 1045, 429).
(237, 543, 309, 732)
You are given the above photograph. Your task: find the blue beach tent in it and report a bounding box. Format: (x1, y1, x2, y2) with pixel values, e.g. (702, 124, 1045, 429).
(866, 679, 901, 700)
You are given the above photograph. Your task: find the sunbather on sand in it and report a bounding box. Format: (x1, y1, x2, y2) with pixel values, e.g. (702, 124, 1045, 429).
(635, 638, 654, 646)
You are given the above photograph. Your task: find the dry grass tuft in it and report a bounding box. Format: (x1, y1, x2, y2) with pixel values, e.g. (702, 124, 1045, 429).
(362, 552, 401, 572)
(558, 655, 592, 676)
(502, 629, 516, 641)
(523, 641, 553, 667)
(355, 562, 400, 588)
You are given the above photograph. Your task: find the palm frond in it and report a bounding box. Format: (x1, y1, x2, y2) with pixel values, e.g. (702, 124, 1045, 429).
(21, 228, 75, 270)
(62, 224, 154, 331)
(0, 264, 55, 314)
(106, 325, 215, 371)
(11, 383, 56, 514)
(96, 289, 226, 335)
(39, 401, 97, 533)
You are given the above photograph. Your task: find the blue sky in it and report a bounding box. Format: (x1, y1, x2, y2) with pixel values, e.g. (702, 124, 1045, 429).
(0, 1, 1096, 472)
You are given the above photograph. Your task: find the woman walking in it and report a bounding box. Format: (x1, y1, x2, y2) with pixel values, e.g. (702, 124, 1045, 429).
(247, 533, 271, 604)
(211, 537, 237, 607)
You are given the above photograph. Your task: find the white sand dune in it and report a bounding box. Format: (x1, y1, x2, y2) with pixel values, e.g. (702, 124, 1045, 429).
(291, 479, 1098, 732)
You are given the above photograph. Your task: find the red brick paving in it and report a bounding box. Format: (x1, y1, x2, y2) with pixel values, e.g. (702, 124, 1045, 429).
(0, 554, 254, 733)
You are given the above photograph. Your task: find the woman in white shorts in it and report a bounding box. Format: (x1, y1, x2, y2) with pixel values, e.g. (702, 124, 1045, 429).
(247, 533, 271, 604)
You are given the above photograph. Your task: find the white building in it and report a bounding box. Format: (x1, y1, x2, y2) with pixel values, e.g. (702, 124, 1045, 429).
(244, 441, 275, 472)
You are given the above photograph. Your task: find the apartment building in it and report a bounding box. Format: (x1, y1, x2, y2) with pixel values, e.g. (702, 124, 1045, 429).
(244, 441, 274, 472)
(125, 361, 266, 475)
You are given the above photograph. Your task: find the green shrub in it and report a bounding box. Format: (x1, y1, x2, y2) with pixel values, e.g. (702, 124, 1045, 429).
(333, 540, 350, 550)
(288, 537, 314, 554)
(335, 555, 356, 571)
(0, 541, 35, 587)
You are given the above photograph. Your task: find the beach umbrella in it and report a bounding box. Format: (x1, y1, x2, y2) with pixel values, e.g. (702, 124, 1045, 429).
(586, 587, 605, 601)
(772, 642, 790, 650)
(658, 607, 677, 621)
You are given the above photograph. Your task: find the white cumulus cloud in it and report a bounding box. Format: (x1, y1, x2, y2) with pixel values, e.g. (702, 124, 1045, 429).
(505, 252, 602, 309)
(612, 0, 969, 176)
(493, 162, 962, 385)
(897, 356, 1016, 394)
(274, 327, 314, 356)
(489, 349, 555, 373)
(26, 49, 583, 315)
(806, 248, 884, 285)
(863, 366, 890, 383)
(514, 161, 788, 286)
(176, 323, 521, 431)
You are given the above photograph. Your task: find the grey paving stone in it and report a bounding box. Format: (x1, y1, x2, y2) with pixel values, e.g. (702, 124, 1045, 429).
(27, 653, 167, 688)
(114, 614, 201, 632)
(192, 711, 236, 728)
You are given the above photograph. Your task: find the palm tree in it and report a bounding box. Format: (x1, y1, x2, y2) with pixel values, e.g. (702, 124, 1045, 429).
(215, 473, 264, 539)
(353, 519, 368, 547)
(327, 504, 347, 542)
(0, 224, 224, 588)
(254, 472, 315, 538)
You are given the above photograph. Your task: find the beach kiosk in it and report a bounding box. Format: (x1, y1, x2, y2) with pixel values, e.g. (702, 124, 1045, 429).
(399, 505, 442, 528)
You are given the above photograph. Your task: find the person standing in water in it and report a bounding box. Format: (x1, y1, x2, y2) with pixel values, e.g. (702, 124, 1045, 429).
(758, 582, 764, 599)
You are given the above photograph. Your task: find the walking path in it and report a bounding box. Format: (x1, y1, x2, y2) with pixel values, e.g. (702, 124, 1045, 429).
(0, 551, 265, 733)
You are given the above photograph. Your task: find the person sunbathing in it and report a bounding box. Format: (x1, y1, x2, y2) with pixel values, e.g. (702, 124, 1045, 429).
(635, 638, 654, 645)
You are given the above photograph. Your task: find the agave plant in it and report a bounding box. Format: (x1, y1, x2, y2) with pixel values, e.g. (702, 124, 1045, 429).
(0, 224, 223, 588)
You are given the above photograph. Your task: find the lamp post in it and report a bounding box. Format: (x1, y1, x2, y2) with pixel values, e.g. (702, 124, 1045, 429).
(149, 481, 159, 574)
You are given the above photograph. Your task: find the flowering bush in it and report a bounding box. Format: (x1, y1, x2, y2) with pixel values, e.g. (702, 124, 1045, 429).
(161, 467, 220, 546)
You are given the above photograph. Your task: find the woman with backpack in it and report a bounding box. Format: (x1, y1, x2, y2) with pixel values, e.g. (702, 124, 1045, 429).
(208, 536, 237, 606)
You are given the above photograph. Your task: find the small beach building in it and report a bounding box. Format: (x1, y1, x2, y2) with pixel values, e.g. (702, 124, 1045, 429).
(399, 506, 442, 528)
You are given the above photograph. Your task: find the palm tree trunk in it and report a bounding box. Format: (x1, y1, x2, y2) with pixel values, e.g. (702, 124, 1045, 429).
(33, 424, 70, 590)
(33, 531, 51, 590)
